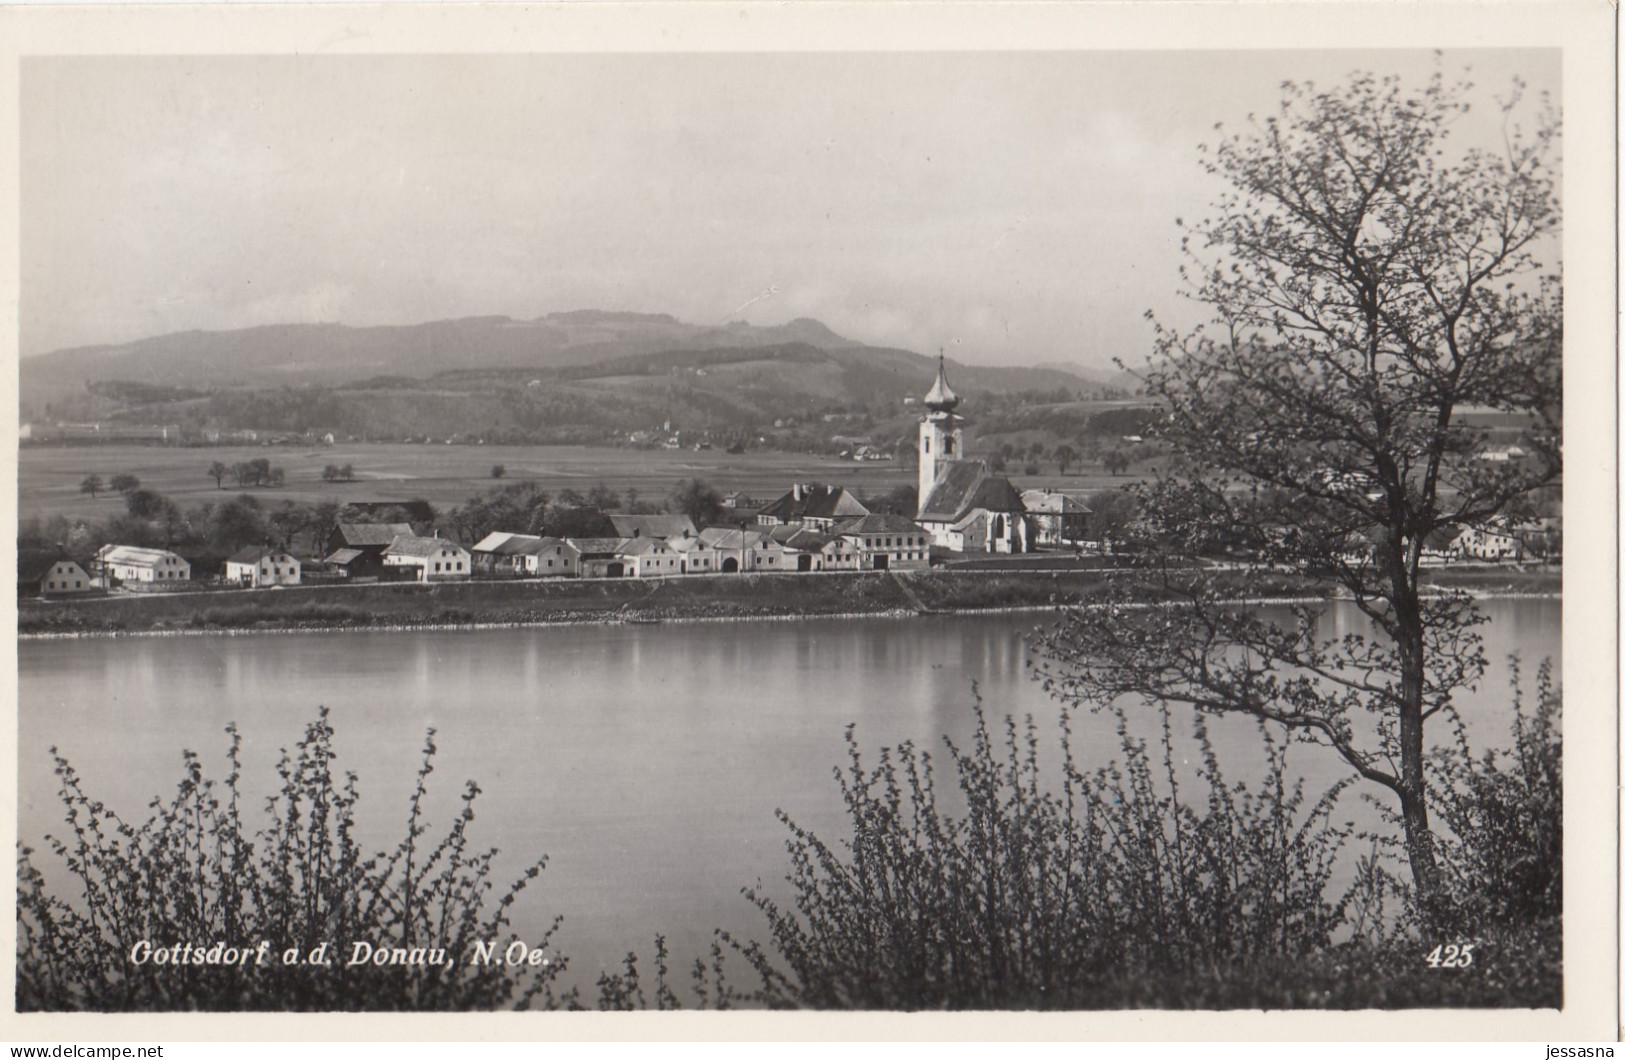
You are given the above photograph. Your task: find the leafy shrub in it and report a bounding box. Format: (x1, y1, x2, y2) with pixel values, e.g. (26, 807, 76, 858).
(1428, 659, 1562, 932)
(738, 699, 1357, 1009)
(17, 710, 568, 1011)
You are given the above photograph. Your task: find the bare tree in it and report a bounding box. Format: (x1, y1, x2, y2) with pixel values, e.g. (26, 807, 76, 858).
(1037, 66, 1561, 920)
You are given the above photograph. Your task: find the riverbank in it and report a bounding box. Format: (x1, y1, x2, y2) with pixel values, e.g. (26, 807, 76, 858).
(15, 564, 1560, 638)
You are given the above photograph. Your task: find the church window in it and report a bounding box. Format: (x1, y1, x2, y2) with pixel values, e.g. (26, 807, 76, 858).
(944, 436, 954, 454)
(924, 438, 930, 454)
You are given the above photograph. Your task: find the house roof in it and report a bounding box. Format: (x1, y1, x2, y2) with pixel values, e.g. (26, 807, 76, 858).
(18, 550, 76, 586)
(698, 527, 779, 551)
(758, 484, 870, 523)
(918, 461, 1027, 522)
(227, 545, 293, 565)
(1020, 489, 1092, 515)
(620, 536, 672, 555)
(833, 514, 929, 536)
(766, 525, 833, 551)
(325, 548, 365, 565)
(567, 537, 631, 556)
(336, 523, 416, 547)
(607, 514, 697, 540)
(471, 531, 518, 553)
(384, 536, 466, 558)
(509, 536, 577, 557)
(99, 545, 187, 569)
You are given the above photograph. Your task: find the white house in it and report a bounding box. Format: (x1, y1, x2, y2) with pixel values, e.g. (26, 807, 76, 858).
(510, 536, 581, 577)
(832, 514, 932, 571)
(619, 535, 684, 578)
(19, 555, 95, 596)
(225, 546, 302, 587)
(1449, 526, 1524, 562)
(696, 527, 788, 573)
(382, 536, 472, 581)
(98, 545, 191, 587)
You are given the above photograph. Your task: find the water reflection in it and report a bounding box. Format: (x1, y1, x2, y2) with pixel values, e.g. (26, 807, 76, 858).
(18, 599, 1558, 986)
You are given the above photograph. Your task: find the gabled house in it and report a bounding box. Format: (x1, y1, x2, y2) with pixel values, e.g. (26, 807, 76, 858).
(619, 535, 683, 578)
(832, 514, 932, 571)
(696, 527, 787, 573)
(509, 536, 581, 577)
(18, 551, 95, 597)
(325, 523, 416, 579)
(1449, 525, 1524, 562)
(756, 484, 870, 532)
(1021, 490, 1091, 548)
(225, 546, 302, 587)
(97, 545, 192, 588)
(570, 538, 634, 579)
(381, 536, 471, 581)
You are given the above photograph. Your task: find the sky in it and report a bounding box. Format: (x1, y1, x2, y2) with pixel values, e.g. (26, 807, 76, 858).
(20, 48, 1560, 370)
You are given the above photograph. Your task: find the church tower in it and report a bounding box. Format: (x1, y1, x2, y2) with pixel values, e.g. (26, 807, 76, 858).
(917, 352, 964, 514)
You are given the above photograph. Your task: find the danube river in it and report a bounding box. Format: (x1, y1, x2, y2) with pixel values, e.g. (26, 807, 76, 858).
(18, 598, 1559, 989)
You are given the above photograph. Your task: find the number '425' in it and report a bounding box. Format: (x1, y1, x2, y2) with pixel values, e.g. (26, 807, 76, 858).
(1425, 943, 1475, 969)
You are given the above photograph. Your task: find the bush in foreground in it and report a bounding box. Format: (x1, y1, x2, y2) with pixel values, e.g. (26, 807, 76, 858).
(17, 710, 567, 1011)
(731, 673, 1561, 1009)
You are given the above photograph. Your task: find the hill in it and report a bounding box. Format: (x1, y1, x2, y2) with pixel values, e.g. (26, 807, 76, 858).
(20, 311, 1131, 449)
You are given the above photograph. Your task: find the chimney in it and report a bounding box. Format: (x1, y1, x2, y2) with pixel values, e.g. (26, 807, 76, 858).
(793, 483, 803, 501)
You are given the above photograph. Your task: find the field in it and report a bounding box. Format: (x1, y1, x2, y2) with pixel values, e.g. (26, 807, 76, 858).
(18, 442, 1145, 523)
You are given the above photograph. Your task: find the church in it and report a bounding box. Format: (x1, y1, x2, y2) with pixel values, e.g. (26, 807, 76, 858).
(914, 356, 1029, 553)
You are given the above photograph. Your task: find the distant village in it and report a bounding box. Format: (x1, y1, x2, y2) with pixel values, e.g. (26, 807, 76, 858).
(20, 361, 1559, 600)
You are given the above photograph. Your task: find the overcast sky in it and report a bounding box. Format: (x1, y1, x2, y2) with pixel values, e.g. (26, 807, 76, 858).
(21, 49, 1559, 369)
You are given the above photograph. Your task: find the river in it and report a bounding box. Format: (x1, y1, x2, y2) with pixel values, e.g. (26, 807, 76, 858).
(17, 597, 1560, 992)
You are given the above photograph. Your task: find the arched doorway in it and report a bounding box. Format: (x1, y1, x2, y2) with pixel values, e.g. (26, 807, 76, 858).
(722, 557, 739, 573)
(797, 554, 813, 572)
(606, 562, 625, 578)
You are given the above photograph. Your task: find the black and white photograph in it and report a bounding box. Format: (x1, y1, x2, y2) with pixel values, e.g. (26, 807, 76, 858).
(3, 0, 1615, 1040)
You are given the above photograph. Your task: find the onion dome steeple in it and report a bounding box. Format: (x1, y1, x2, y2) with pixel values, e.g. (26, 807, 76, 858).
(923, 350, 961, 413)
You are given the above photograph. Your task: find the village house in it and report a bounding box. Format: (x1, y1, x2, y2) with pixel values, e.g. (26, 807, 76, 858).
(325, 522, 416, 579)
(757, 483, 870, 532)
(832, 514, 932, 571)
(766, 524, 862, 572)
(97, 545, 192, 588)
(509, 536, 581, 577)
(1449, 525, 1524, 562)
(18, 552, 95, 598)
(914, 357, 1029, 553)
(665, 535, 714, 574)
(1021, 489, 1091, 548)
(224, 546, 302, 588)
(619, 535, 684, 578)
(570, 537, 634, 578)
(382, 536, 471, 581)
(696, 527, 787, 573)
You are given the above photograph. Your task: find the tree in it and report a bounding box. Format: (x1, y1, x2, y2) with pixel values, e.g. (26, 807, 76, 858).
(1054, 444, 1079, 476)
(78, 475, 104, 500)
(208, 461, 228, 489)
(491, 464, 506, 479)
(1036, 67, 1560, 923)
(668, 478, 724, 528)
(109, 474, 140, 495)
(124, 489, 167, 521)
(1102, 449, 1130, 477)
(322, 464, 342, 483)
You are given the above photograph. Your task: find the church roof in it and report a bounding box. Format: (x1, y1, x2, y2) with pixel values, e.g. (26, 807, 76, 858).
(918, 461, 1027, 522)
(923, 354, 961, 412)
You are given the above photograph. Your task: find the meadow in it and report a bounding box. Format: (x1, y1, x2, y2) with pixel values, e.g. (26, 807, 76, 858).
(19, 442, 1143, 523)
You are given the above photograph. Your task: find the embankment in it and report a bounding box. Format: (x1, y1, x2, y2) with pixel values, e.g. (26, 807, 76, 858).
(16, 565, 1559, 638)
